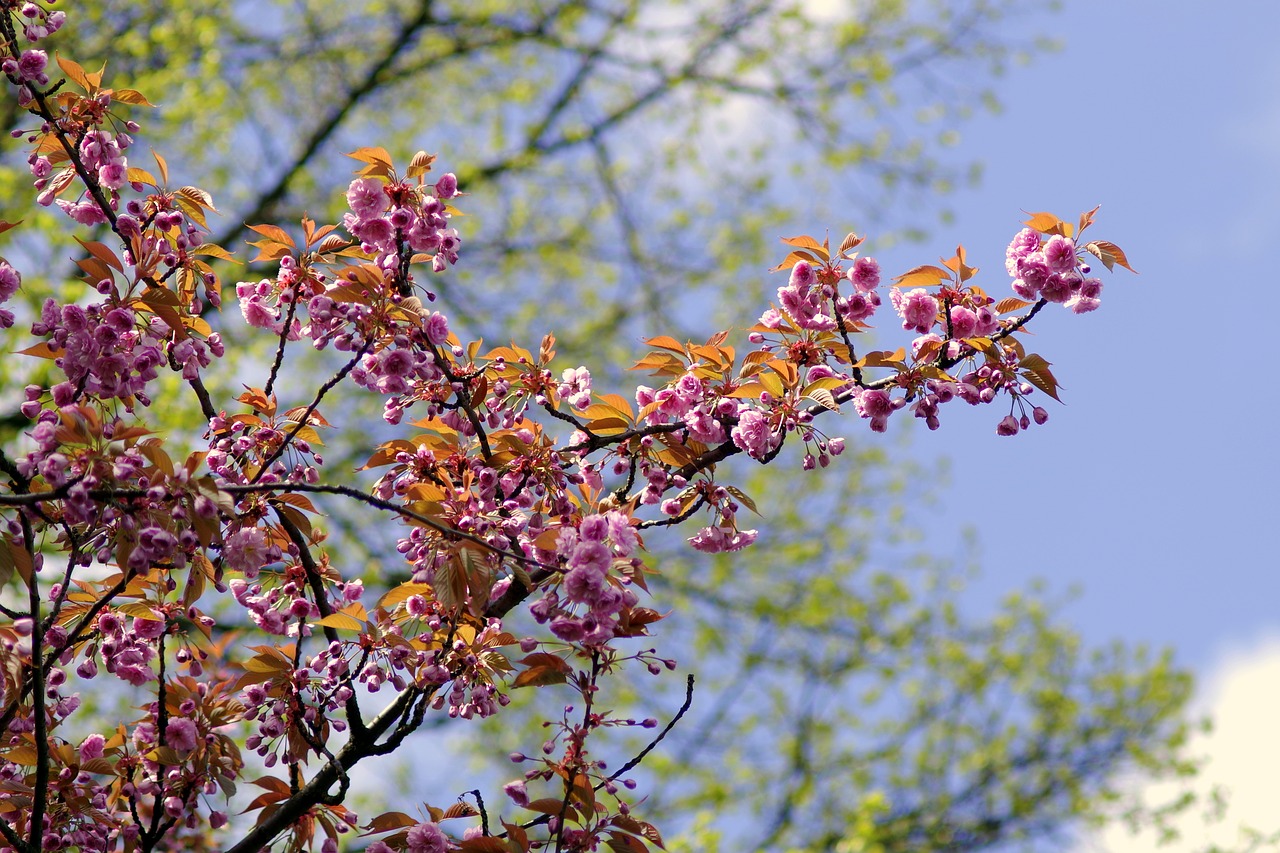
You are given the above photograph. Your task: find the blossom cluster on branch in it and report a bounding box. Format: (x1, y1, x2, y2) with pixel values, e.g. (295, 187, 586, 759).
(0, 2, 1134, 852)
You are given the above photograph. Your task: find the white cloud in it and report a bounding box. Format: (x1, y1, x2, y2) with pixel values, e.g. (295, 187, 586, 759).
(1079, 638, 1280, 852)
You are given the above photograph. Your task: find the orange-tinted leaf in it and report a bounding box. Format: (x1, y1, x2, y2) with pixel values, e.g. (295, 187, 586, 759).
(1084, 240, 1138, 274)
(780, 235, 829, 261)
(643, 335, 687, 356)
(346, 147, 395, 168)
(316, 611, 364, 632)
(75, 237, 124, 273)
(126, 167, 156, 186)
(56, 54, 92, 91)
(994, 297, 1035, 314)
(17, 342, 60, 359)
(512, 666, 569, 689)
(112, 88, 155, 106)
(804, 387, 839, 412)
(893, 264, 950, 288)
(605, 832, 649, 853)
(247, 223, 295, 247)
(1078, 204, 1102, 236)
(407, 150, 437, 179)
(365, 811, 420, 833)
(153, 150, 169, 185)
(854, 348, 906, 369)
(839, 231, 864, 254)
(767, 249, 820, 272)
(1023, 211, 1068, 237)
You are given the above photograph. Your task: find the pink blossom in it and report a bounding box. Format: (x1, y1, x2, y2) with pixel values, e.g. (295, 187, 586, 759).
(132, 614, 167, 640)
(1005, 227, 1041, 275)
(605, 511, 639, 556)
(997, 415, 1020, 436)
(165, 717, 198, 752)
(503, 780, 529, 807)
(731, 408, 775, 460)
(346, 178, 387, 219)
(674, 372, 703, 402)
(895, 289, 938, 334)
(847, 256, 881, 291)
(240, 296, 277, 329)
(16, 49, 46, 82)
(98, 162, 128, 190)
(379, 346, 414, 377)
(222, 526, 272, 578)
(948, 305, 977, 339)
(409, 824, 455, 853)
(758, 307, 784, 329)
(854, 389, 894, 420)
(788, 261, 815, 290)
(55, 199, 109, 226)
(424, 311, 449, 346)
(1040, 272, 1077, 304)
(1043, 235, 1077, 273)
(434, 173, 459, 199)
(1016, 253, 1051, 293)
(0, 263, 20, 303)
(79, 733, 106, 762)
(350, 215, 394, 246)
(579, 514, 609, 542)
(1066, 277, 1103, 314)
(689, 525, 757, 553)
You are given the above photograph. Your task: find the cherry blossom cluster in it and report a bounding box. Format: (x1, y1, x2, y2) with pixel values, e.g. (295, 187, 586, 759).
(1007, 228, 1103, 314)
(527, 511, 642, 646)
(0, 3, 1132, 849)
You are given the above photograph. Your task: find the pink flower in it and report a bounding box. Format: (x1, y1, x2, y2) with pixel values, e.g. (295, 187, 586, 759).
(948, 305, 977, 339)
(434, 173, 459, 199)
(758, 307, 784, 329)
(1066, 277, 1103, 314)
(98, 162, 128, 190)
(165, 717, 199, 752)
(1040, 272, 1077, 304)
(578, 514, 609, 542)
(55, 199, 109, 226)
(839, 290, 879, 324)
(240, 296, 277, 329)
(1005, 227, 1041, 274)
(424, 311, 449, 346)
(503, 780, 529, 807)
(788, 261, 815, 290)
(79, 733, 106, 762)
(896, 288, 938, 334)
(350, 215, 394, 246)
(997, 415, 1020, 436)
(0, 262, 20, 303)
(854, 389, 894, 420)
(379, 346, 414, 377)
(731, 408, 776, 460)
(1043, 235, 1077, 273)
(223, 526, 272, 578)
(16, 49, 46, 82)
(132, 614, 167, 640)
(847, 256, 880, 291)
(346, 178, 387, 219)
(605, 511, 639, 556)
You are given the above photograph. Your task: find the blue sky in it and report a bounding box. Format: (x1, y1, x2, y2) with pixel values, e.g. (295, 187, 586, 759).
(907, 0, 1277, 681)
(863, 0, 1279, 844)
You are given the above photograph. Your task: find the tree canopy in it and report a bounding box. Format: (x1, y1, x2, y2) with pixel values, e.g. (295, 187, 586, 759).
(0, 3, 1213, 853)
